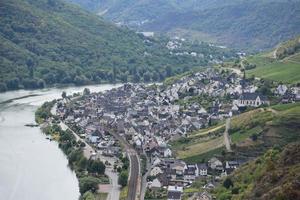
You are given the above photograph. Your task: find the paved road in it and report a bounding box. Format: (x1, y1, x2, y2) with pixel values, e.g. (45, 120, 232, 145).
(60, 122, 95, 158)
(51, 103, 120, 199)
(109, 131, 141, 200)
(224, 118, 232, 152)
(140, 156, 151, 200)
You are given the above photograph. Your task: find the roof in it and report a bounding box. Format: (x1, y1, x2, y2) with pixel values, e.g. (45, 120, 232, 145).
(167, 191, 181, 200)
(239, 92, 268, 101)
(197, 163, 208, 170)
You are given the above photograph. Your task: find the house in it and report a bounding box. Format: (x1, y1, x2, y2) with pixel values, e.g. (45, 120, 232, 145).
(167, 191, 182, 200)
(237, 93, 269, 107)
(225, 161, 240, 174)
(150, 178, 162, 189)
(184, 164, 198, 182)
(171, 161, 186, 176)
(208, 157, 223, 170)
(163, 148, 172, 157)
(197, 163, 208, 176)
(150, 166, 163, 177)
(275, 84, 288, 96)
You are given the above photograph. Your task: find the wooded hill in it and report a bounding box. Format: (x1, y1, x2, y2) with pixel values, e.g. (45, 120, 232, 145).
(68, 0, 300, 51)
(0, 0, 235, 92)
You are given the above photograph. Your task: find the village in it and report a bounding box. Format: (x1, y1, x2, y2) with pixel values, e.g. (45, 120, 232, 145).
(55, 68, 299, 200)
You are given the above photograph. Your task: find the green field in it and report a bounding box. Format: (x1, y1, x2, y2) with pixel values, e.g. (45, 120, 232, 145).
(246, 53, 300, 84)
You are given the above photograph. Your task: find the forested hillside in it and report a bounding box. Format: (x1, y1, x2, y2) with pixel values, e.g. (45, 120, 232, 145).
(214, 142, 300, 200)
(68, 0, 300, 51)
(0, 0, 235, 92)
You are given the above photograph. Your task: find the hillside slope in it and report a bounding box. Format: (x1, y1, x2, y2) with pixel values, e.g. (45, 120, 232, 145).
(214, 142, 300, 200)
(0, 0, 234, 92)
(67, 0, 300, 51)
(245, 36, 300, 84)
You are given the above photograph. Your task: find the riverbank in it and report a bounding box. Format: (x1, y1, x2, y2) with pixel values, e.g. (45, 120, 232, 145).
(35, 101, 109, 200)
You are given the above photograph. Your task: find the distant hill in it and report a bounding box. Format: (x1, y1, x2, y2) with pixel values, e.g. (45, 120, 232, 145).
(67, 0, 300, 51)
(0, 0, 235, 92)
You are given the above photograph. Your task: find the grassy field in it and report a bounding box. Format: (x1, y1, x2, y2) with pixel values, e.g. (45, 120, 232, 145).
(246, 53, 300, 84)
(182, 147, 225, 164)
(95, 193, 108, 200)
(231, 126, 263, 144)
(172, 103, 300, 164)
(176, 136, 224, 159)
(119, 186, 128, 200)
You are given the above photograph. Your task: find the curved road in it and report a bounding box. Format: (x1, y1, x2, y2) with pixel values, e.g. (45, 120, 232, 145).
(109, 131, 141, 200)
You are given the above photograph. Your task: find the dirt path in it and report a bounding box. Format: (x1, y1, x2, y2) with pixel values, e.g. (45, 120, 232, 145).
(189, 124, 225, 138)
(224, 118, 232, 152)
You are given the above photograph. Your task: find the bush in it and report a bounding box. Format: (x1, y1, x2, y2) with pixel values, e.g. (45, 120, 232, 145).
(79, 176, 100, 194)
(118, 171, 128, 187)
(223, 178, 234, 189)
(87, 159, 106, 174)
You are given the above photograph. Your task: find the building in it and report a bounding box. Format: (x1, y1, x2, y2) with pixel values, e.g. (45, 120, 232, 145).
(237, 93, 269, 107)
(197, 163, 208, 176)
(167, 186, 183, 200)
(167, 191, 182, 200)
(150, 166, 163, 176)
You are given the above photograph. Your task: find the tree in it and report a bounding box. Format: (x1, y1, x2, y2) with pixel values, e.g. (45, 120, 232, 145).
(118, 170, 128, 187)
(62, 91, 67, 99)
(26, 58, 35, 78)
(79, 176, 100, 194)
(0, 82, 7, 92)
(83, 88, 90, 96)
(78, 157, 88, 170)
(87, 159, 105, 174)
(81, 191, 96, 200)
(223, 178, 234, 189)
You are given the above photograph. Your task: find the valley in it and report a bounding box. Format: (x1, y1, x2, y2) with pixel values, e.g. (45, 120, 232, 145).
(0, 0, 300, 200)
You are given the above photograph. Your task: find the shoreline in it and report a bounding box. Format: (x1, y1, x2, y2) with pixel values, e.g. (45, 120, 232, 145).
(36, 100, 121, 200)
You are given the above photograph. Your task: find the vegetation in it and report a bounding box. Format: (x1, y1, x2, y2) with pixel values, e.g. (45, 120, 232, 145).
(35, 102, 108, 198)
(214, 142, 300, 200)
(117, 154, 130, 187)
(119, 186, 128, 200)
(244, 36, 300, 84)
(172, 102, 300, 164)
(70, 0, 300, 50)
(246, 54, 300, 84)
(145, 188, 167, 200)
(275, 36, 300, 59)
(35, 100, 55, 123)
(0, 0, 235, 92)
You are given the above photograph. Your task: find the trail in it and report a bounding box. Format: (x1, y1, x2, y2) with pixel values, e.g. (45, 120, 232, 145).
(224, 118, 232, 152)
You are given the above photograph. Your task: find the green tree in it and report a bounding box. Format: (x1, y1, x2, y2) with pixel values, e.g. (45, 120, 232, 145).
(87, 159, 105, 174)
(83, 88, 91, 96)
(79, 176, 100, 194)
(223, 178, 234, 189)
(81, 191, 95, 200)
(118, 170, 128, 187)
(62, 91, 67, 99)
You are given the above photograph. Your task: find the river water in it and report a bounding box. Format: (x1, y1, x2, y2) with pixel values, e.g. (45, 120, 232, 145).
(0, 84, 120, 200)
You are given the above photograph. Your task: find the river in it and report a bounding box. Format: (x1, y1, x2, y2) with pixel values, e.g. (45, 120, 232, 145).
(0, 84, 120, 200)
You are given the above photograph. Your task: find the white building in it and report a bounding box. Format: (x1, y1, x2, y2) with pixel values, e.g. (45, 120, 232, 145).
(237, 93, 269, 107)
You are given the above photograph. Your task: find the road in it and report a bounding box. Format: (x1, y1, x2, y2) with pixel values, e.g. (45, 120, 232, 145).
(60, 122, 95, 158)
(109, 131, 141, 200)
(140, 155, 151, 200)
(51, 104, 120, 199)
(224, 118, 232, 152)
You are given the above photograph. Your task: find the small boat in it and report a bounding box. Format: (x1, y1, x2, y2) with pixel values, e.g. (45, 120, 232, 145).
(25, 123, 39, 127)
